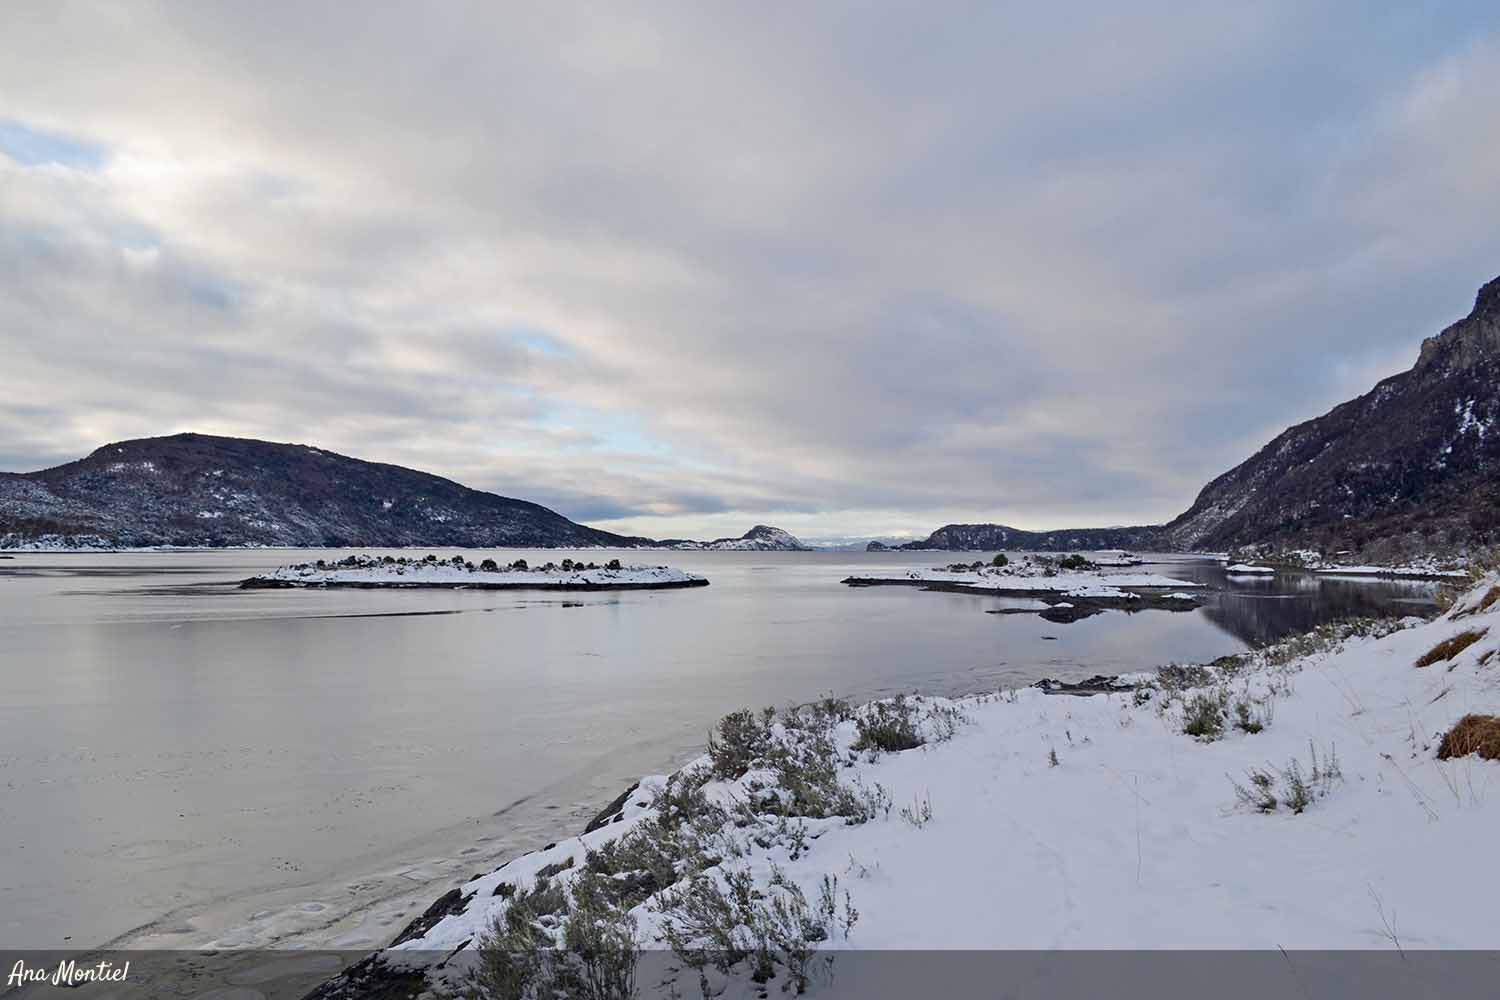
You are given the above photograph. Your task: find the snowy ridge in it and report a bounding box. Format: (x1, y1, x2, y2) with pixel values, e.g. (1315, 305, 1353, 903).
(349, 576, 1500, 996)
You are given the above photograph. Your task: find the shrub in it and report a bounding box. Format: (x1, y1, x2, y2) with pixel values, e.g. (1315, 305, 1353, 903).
(479, 558, 499, 572)
(510, 558, 528, 570)
(1058, 553, 1091, 571)
(1232, 695, 1274, 735)
(707, 709, 772, 780)
(1231, 742, 1342, 814)
(658, 866, 855, 994)
(992, 552, 1009, 567)
(1415, 629, 1488, 667)
(561, 558, 575, 571)
(605, 558, 622, 570)
(1437, 714, 1500, 760)
(472, 871, 637, 1000)
(1182, 691, 1227, 740)
(898, 791, 933, 828)
(853, 695, 924, 753)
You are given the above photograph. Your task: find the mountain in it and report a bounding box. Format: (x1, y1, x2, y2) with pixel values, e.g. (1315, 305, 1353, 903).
(902, 275, 1500, 561)
(896, 523, 1162, 552)
(661, 525, 812, 551)
(1159, 275, 1500, 561)
(0, 433, 657, 549)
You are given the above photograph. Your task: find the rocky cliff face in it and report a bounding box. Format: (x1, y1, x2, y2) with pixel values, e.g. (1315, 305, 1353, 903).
(0, 433, 656, 549)
(1160, 275, 1500, 560)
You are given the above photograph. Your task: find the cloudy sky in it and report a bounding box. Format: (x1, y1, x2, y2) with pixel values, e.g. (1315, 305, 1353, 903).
(3, 3, 1498, 542)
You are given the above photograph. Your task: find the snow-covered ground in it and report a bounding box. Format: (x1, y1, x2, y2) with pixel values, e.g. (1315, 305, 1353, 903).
(1225, 563, 1276, 574)
(245, 554, 706, 588)
(366, 577, 1500, 997)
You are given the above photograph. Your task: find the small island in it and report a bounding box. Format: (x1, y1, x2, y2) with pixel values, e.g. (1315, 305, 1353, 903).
(844, 553, 1204, 620)
(240, 553, 709, 591)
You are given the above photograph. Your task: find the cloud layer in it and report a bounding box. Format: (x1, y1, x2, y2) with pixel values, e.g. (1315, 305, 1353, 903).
(3, 2, 1499, 541)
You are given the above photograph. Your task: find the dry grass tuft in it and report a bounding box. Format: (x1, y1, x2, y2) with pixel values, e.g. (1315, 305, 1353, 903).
(1436, 714, 1500, 761)
(1479, 587, 1500, 615)
(1415, 629, 1488, 668)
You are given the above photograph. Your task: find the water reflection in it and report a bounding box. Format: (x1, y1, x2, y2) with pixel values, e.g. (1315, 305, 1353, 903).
(1149, 559, 1441, 647)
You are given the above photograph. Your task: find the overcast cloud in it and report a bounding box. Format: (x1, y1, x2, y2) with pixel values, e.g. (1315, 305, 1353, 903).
(3, 2, 1499, 541)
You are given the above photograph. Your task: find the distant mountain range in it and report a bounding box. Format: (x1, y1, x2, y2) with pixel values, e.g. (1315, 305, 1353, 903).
(0, 434, 806, 551)
(897, 275, 1500, 561)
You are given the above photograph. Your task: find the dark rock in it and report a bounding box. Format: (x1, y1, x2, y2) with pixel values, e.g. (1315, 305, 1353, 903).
(388, 887, 472, 948)
(583, 782, 640, 834)
(1033, 674, 1133, 696)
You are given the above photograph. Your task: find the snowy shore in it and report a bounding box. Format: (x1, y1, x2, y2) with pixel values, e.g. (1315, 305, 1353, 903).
(240, 554, 708, 590)
(317, 578, 1500, 997)
(841, 556, 1204, 617)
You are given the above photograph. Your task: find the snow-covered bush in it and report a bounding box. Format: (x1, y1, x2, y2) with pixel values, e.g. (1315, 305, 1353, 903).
(472, 872, 638, 1000)
(1231, 742, 1342, 814)
(853, 695, 924, 753)
(706, 709, 773, 780)
(659, 866, 855, 995)
(1182, 690, 1228, 740)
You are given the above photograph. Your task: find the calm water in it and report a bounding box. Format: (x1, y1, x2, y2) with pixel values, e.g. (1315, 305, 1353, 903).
(0, 549, 1440, 951)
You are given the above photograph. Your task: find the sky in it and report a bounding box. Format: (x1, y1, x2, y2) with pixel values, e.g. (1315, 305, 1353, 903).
(3, 3, 1499, 544)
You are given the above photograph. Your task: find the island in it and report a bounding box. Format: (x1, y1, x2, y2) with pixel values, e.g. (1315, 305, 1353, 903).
(842, 554, 1204, 620)
(240, 553, 709, 591)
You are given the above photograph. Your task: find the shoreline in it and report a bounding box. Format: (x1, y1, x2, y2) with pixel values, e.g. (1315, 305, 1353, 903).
(306, 574, 1500, 996)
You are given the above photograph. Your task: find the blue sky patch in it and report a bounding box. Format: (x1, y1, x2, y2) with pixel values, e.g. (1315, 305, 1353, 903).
(0, 120, 107, 170)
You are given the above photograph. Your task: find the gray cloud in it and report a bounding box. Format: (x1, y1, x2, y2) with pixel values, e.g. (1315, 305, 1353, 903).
(1, 3, 1498, 539)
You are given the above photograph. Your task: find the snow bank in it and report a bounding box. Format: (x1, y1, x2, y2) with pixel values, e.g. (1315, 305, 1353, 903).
(244, 554, 706, 589)
(1225, 563, 1275, 574)
(367, 574, 1500, 996)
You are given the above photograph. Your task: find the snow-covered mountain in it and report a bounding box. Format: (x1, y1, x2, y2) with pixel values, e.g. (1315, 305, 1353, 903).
(1157, 275, 1500, 561)
(0, 433, 656, 550)
(664, 525, 812, 551)
(901, 274, 1500, 561)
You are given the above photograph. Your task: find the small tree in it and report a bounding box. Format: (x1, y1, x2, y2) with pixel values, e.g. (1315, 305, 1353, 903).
(992, 552, 1009, 567)
(479, 558, 499, 572)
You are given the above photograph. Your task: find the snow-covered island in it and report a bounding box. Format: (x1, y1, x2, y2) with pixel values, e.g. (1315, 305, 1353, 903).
(1224, 551, 1470, 581)
(313, 574, 1500, 998)
(841, 553, 1204, 620)
(240, 553, 709, 591)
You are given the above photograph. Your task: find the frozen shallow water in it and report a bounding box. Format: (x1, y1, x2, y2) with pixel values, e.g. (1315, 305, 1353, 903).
(0, 549, 1438, 950)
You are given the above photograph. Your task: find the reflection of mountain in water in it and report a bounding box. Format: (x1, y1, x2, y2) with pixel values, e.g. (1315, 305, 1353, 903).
(1199, 576, 1439, 647)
